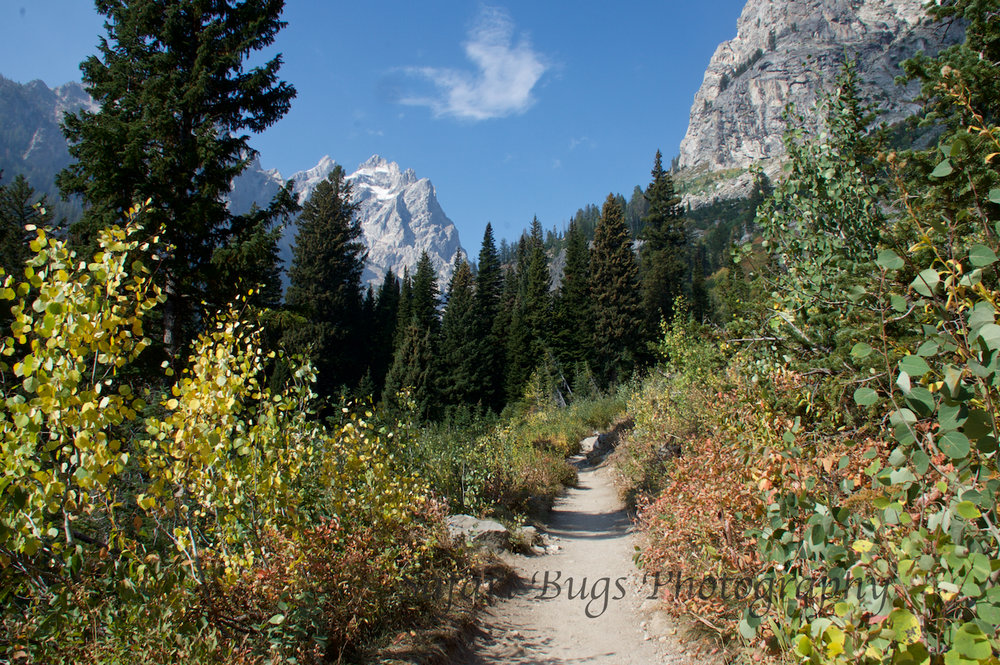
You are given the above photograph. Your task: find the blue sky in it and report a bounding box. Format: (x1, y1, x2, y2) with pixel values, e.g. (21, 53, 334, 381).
(0, 1, 747, 247)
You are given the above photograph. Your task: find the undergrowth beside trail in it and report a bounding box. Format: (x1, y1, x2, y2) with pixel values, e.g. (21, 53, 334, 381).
(413, 389, 627, 521)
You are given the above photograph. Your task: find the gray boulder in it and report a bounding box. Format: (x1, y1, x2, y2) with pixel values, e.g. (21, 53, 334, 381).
(447, 515, 510, 552)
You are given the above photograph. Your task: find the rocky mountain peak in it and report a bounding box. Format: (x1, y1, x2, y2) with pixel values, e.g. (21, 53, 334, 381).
(678, 0, 959, 182)
(227, 154, 464, 290)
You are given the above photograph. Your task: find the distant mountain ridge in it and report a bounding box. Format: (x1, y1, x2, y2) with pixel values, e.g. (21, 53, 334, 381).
(0, 76, 95, 219)
(0, 75, 464, 289)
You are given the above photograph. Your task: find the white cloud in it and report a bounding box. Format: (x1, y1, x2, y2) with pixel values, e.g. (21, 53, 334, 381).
(399, 7, 547, 121)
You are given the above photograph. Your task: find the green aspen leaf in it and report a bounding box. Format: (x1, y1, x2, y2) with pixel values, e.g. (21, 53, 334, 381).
(876, 249, 904, 270)
(938, 431, 971, 459)
(911, 269, 940, 297)
(268, 614, 286, 625)
(976, 601, 1000, 625)
(944, 649, 978, 665)
(898, 355, 930, 377)
(989, 188, 1000, 204)
(953, 623, 990, 659)
(968, 244, 998, 267)
(936, 403, 965, 431)
(975, 323, 1000, 351)
(916, 339, 940, 357)
(889, 468, 917, 485)
(975, 435, 998, 454)
(854, 387, 878, 406)
(956, 501, 981, 519)
(889, 609, 921, 644)
(851, 342, 874, 359)
(964, 409, 992, 440)
(930, 159, 954, 178)
(890, 408, 917, 426)
(905, 387, 935, 417)
(968, 303, 995, 330)
(897, 370, 912, 394)
(890, 294, 908, 312)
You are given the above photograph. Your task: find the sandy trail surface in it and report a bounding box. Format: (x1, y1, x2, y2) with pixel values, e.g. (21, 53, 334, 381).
(453, 436, 718, 664)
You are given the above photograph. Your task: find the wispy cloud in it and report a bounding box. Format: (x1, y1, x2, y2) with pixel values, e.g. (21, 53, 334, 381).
(399, 7, 548, 121)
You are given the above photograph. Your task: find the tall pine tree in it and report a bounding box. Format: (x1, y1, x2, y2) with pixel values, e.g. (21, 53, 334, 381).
(383, 252, 440, 418)
(552, 217, 593, 369)
(439, 258, 478, 409)
(0, 174, 50, 278)
(368, 269, 400, 396)
(58, 0, 297, 359)
(504, 224, 552, 402)
(639, 150, 688, 332)
(470, 223, 505, 410)
(284, 166, 367, 400)
(590, 194, 642, 386)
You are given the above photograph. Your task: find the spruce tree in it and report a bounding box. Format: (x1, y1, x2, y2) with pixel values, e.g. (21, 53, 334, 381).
(369, 270, 400, 395)
(439, 258, 478, 408)
(553, 218, 593, 368)
(470, 223, 505, 410)
(284, 166, 367, 399)
(382, 322, 437, 420)
(58, 0, 297, 359)
(639, 150, 688, 332)
(409, 252, 441, 333)
(383, 252, 440, 418)
(395, 268, 413, 345)
(0, 174, 50, 278)
(524, 218, 552, 357)
(590, 193, 642, 386)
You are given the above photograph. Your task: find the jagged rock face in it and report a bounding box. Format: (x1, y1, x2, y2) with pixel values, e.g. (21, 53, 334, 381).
(340, 155, 464, 288)
(231, 155, 465, 290)
(678, 0, 959, 173)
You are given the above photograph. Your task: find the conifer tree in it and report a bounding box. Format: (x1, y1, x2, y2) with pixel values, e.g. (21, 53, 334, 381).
(470, 223, 505, 410)
(383, 252, 440, 417)
(590, 193, 642, 386)
(690, 243, 711, 323)
(284, 166, 367, 399)
(395, 268, 413, 344)
(504, 227, 552, 402)
(409, 252, 441, 333)
(553, 218, 593, 368)
(0, 174, 50, 278)
(439, 258, 478, 408)
(523, 218, 552, 357)
(382, 322, 437, 420)
(369, 270, 400, 394)
(639, 150, 688, 331)
(58, 0, 297, 359)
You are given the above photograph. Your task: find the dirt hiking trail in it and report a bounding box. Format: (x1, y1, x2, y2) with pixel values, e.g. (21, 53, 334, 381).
(452, 435, 723, 664)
